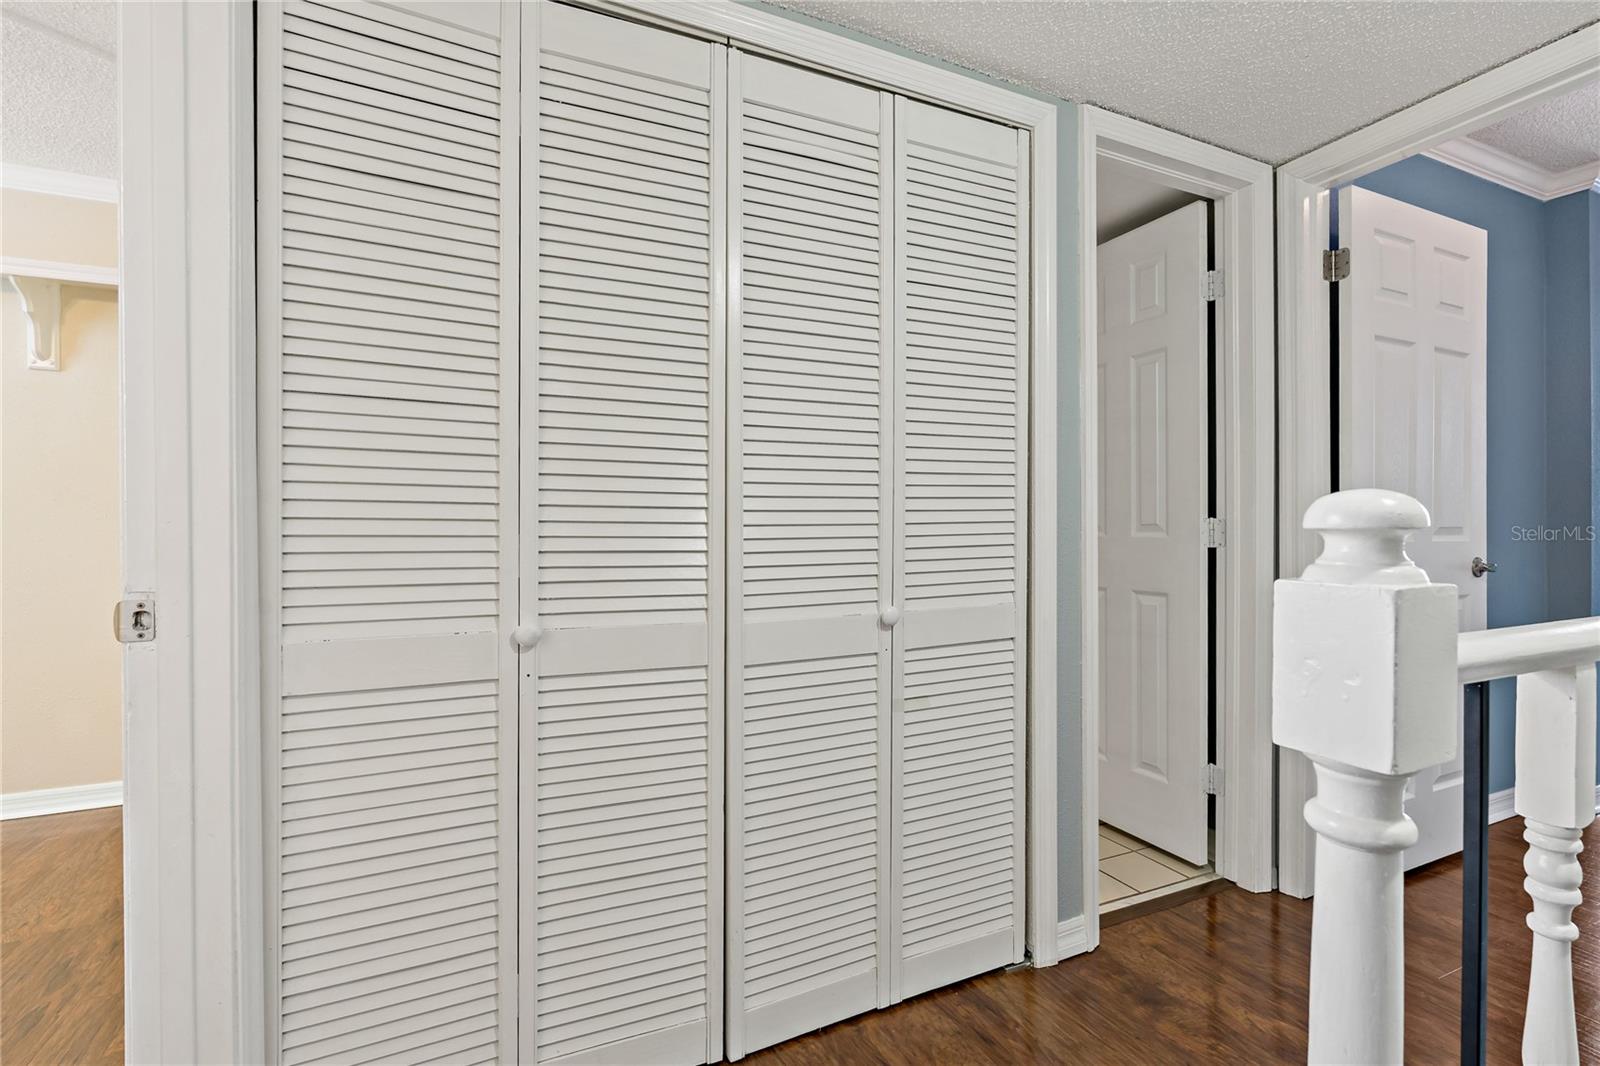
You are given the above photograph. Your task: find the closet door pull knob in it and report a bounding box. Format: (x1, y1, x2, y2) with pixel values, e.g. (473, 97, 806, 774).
(880, 606, 902, 628)
(511, 624, 542, 651)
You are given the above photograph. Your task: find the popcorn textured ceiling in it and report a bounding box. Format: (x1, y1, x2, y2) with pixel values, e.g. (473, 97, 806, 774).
(767, 1, 1598, 164)
(1, 2, 118, 179)
(1467, 81, 1600, 172)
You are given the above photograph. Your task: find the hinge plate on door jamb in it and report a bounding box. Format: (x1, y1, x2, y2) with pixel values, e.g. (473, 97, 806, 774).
(1205, 763, 1223, 796)
(1204, 517, 1225, 549)
(1323, 247, 1350, 282)
(1205, 269, 1222, 301)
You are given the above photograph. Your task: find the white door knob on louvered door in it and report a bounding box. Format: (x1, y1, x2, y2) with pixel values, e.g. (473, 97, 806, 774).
(511, 624, 542, 652)
(880, 605, 902, 628)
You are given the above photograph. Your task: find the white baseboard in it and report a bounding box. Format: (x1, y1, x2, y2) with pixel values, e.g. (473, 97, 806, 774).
(1057, 915, 1089, 959)
(1485, 784, 1600, 825)
(1488, 786, 1516, 824)
(0, 781, 123, 820)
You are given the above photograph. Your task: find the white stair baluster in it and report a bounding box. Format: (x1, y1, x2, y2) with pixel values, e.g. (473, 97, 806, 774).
(1514, 664, 1597, 1066)
(1272, 489, 1459, 1065)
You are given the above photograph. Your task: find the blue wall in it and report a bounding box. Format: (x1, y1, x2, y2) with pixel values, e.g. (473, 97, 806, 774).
(1592, 195, 1600, 623)
(1351, 158, 1598, 791)
(1544, 192, 1595, 622)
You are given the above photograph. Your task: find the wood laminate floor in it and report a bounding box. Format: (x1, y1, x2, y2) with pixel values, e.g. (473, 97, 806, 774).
(2, 811, 1593, 1064)
(1, 807, 122, 1066)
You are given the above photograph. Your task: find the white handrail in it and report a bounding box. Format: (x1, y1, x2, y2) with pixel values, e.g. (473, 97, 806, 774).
(1458, 617, 1600, 683)
(1275, 490, 1600, 1065)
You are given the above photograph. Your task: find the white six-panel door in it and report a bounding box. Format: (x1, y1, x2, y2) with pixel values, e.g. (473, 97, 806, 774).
(1338, 185, 1488, 870)
(259, 3, 519, 1062)
(1096, 202, 1210, 867)
(524, 5, 724, 1063)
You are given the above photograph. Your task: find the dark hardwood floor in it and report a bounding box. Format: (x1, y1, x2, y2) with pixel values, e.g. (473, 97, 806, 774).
(0, 811, 1591, 1064)
(1, 807, 123, 1066)
(748, 816, 1598, 1065)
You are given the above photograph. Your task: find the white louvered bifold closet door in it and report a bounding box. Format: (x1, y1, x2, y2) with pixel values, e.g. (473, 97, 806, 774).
(890, 98, 1028, 1000)
(259, 2, 518, 1064)
(524, 5, 724, 1064)
(725, 53, 893, 1059)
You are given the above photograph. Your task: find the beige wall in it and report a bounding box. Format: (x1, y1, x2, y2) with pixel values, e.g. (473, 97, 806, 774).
(1, 189, 122, 795)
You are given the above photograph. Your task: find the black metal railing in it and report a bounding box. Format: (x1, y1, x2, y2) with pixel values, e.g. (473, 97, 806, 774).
(1461, 680, 1491, 1066)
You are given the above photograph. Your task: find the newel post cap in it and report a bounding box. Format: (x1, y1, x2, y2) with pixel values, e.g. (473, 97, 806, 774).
(1273, 490, 1457, 775)
(1300, 489, 1432, 587)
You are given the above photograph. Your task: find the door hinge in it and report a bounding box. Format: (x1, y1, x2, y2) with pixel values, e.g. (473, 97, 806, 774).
(1322, 247, 1350, 282)
(1205, 763, 1223, 796)
(113, 595, 156, 643)
(1204, 269, 1223, 301)
(1204, 517, 1226, 549)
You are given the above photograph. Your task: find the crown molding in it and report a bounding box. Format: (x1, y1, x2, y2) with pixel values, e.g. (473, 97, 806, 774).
(1, 163, 119, 203)
(1425, 135, 1600, 201)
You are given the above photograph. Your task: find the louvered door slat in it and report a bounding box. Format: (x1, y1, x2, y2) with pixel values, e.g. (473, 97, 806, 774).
(891, 97, 1028, 1002)
(727, 53, 892, 1059)
(526, 6, 723, 1065)
(261, 2, 516, 1063)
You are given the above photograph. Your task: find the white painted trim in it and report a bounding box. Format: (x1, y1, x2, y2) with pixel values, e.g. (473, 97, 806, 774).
(0, 257, 119, 286)
(604, 1, 1058, 130)
(120, 2, 263, 1062)
(602, 0, 1061, 970)
(1424, 137, 1600, 201)
(1056, 915, 1089, 959)
(1, 163, 119, 203)
(1284, 26, 1600, 188)
(1489, 787, 1516, 824)
(0, 781, 123, 819)
(1078, 106, 1278, 948)
(1274, 24, 1600, 899)
(1484, 784, 1600, 825)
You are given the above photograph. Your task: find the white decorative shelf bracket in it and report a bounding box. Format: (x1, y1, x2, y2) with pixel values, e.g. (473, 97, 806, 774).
(1272, 489, 1459, 1065)
(1, 257, 120, 372)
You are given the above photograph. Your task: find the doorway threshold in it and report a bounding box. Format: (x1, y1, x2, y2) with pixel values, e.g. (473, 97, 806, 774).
(1098, 823, 1218, 916)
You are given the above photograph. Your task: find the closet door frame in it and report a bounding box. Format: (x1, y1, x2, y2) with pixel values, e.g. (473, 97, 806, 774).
(122, 2, 1058, 1059)
(603, 0, 1062, 967)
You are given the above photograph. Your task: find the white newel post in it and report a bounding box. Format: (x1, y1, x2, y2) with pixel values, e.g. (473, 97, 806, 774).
(1272, 490, 1459, 1065)
(1514, 663, 1597, 1065)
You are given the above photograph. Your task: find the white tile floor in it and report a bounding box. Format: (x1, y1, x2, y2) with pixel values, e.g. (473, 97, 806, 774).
(1098, 823, 1215, 910)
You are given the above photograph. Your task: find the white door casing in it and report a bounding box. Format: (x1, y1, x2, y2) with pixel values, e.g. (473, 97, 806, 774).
(1337, 185, 1487, 870)
(523, 4, 724, 1063)
(1096, 202, 1211, 867)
